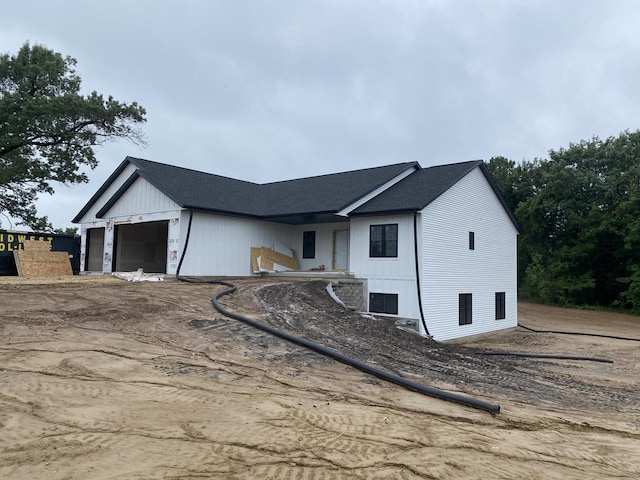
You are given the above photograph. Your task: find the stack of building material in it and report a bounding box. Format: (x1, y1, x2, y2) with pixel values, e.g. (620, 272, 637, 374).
(250, 246, 299, 273)
(13, 239, 73, 277)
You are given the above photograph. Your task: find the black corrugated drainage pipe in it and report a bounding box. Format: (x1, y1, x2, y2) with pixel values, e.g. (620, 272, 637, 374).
(209, 282, 500, 414)
(474, 351, 613, 363)
(413, 211, 430, 336)
(519, 324, 640, 342)
(176, 209, 501, 414)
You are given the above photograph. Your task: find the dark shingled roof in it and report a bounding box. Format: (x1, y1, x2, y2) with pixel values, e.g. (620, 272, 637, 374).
(73, 157, 419, 223)
(259, 163, 418, 218)
(131, 158, 265, 217)
(352, 160, 482, 214)
(352, 160, 522, 233)
(73, 156, 520, 232)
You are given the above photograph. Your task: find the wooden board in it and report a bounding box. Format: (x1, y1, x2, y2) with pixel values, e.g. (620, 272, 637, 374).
(13, 240, 73, 277)
(250, 247, 299, 273)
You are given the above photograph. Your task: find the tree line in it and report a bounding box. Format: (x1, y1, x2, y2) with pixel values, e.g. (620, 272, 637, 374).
(487, 130, 640, 312)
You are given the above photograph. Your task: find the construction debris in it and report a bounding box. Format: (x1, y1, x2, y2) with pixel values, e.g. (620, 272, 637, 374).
(112, 268, 165, 282)
(250, 245, 299, 273)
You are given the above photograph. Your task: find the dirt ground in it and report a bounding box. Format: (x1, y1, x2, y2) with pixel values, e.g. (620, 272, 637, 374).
(1, 275, 639, 479)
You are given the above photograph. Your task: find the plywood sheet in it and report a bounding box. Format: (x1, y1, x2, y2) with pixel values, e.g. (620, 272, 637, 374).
(250, 246, 299, 273)
(13, 239, 73, 277)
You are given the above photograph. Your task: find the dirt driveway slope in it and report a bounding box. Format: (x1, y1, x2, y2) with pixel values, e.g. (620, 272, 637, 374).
(1, 276, 639, 479)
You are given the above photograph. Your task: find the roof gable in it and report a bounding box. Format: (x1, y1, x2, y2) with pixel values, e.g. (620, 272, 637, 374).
(351, 161, 482, 214)
(351, 160, 522, 233)
(131, 158, 264, 217)
(72, 159, 138, 223)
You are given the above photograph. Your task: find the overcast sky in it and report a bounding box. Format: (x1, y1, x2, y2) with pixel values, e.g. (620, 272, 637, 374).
(2, 0, 640, 229)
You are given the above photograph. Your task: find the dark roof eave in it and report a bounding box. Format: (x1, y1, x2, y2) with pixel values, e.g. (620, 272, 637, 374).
(260, 209, 339, 220)
(95, 171, 141, 218)
(72, 157, 136, 223)
(349, 208, 418, 217)
(415, 160, 483, 211)
(478, 163, 523, 234)
(182, 205, 263, 221)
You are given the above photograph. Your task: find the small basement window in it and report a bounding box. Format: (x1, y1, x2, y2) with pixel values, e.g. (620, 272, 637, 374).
(303, 231, 316, 259)
(369, 293, 398, 315)
(370, 224, 398, 258)
(459, 293, 472, 325)
(495, 292, 506, 320)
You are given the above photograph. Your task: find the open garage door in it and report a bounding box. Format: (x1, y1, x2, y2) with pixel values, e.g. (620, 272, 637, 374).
(113, 221, 169, 273)
(85, 228, 105, 272)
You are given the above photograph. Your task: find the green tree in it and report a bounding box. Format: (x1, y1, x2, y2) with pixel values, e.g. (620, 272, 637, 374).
(486, 156, 537, 213)
(0, 42, 146, 230)
(501, 130, 640, 310)
(486, 156, 541, 289)
(53, 227, 79, 236)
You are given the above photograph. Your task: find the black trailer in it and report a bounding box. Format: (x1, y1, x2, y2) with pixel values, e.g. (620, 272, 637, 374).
(0, 230, 81, 275)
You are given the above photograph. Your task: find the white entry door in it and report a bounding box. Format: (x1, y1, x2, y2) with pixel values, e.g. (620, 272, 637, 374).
(333, 230, 349, 270)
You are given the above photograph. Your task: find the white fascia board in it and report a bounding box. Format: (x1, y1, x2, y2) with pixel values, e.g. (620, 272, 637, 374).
(337, 166, 418, 217)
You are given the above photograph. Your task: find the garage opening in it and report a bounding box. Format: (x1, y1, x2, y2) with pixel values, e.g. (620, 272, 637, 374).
(85, 228, 105, 272)
(113, 221, 169, 273)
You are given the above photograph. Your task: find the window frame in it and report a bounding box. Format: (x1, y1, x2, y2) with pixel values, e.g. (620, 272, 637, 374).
(495, 292, 506, 320)
(459, 293, 473, 325)
(369, 292, 399, 315)
(302, 231, 316, 259)
(369, 224, 398, 258)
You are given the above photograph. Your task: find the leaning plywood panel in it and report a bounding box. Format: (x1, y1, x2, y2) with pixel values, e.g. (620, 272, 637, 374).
(250, 246, 299, 272)
(13, 240, 73, 277)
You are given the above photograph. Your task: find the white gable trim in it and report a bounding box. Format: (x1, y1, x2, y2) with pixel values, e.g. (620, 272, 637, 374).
(336, 166, 418, 217)
(74, 163, 138, 223)
(98, 176, 181, 219)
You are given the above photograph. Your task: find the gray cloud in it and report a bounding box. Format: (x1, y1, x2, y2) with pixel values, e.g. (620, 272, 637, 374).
(1, 0, 639, 228)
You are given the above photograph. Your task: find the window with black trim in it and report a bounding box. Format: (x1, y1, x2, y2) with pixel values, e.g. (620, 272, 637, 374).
(469, 231, 475, 250)
(369, 293, 398, 315)
(459, 293, 472, 325)
(303, 231, 316, 259)
(370, 224, 398, 258)
(495, 292, 506, 320)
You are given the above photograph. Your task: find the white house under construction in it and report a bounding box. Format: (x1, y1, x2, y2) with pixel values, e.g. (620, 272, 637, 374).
(73, 157, 521, 341)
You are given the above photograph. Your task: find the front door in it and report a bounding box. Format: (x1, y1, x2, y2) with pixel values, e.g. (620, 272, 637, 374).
(333, 230, 349, 270)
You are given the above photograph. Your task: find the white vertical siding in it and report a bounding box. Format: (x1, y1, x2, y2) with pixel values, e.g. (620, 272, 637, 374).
(75, 163, 138, 223)
(177, 212, 296, 276)
(349, 214, 420, 319)
(292, 222, 351, 271)
(420, 167, 518, 341)
(103, 177, 180, 217)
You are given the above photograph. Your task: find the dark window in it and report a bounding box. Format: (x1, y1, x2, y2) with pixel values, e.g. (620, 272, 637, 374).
(495, 292, 506, 320)
(459, 293, 472, 325)
(469, 231, 475, 250)
(370, 224, 398, 257)
(303, 231, 316, 259)
(369, 293, 398, 315)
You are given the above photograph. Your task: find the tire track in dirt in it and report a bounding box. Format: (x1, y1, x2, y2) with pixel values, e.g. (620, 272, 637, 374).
(2, 278, 640, 479)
